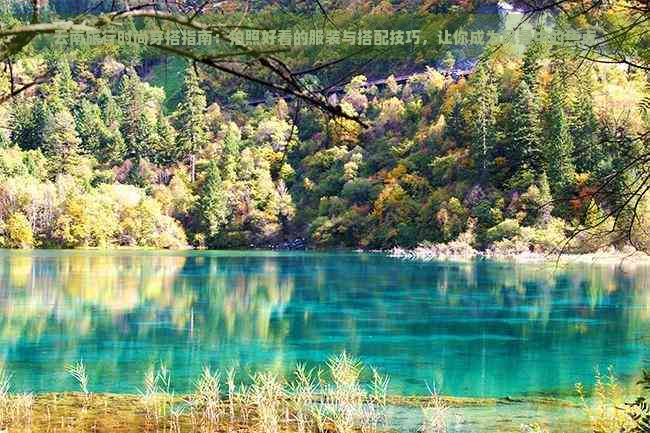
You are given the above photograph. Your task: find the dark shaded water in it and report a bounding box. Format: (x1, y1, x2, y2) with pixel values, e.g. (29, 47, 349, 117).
(0, 250, 649, 397)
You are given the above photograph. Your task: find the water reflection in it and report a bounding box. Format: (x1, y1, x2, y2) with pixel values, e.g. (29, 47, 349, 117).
(0, 250, 649, 397)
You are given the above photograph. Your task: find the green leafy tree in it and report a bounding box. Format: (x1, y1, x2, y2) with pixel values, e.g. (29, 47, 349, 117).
(4, 211, 34, 248)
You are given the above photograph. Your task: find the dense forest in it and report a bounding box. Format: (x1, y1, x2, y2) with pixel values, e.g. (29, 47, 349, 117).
(0, 18, 648, 251)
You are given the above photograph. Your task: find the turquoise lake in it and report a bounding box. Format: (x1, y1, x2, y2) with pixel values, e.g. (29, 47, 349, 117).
(1, 250, 649, 398)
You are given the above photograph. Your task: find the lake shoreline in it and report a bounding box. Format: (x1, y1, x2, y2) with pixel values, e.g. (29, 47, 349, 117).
(13, 391, 581, 408)
(6, 244, 650, 266)
(384, 245, 650, 266)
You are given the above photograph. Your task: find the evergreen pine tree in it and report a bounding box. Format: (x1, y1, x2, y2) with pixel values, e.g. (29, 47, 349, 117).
(571, 73, 600, 173)
(116, 68, 146, 158)
(133, 110, 159, 160)
(444, 96, 465, 145)
(0, 130, 10, 148)
(221, 122, 241, 181)
(96, 79, 122, 129)
(545, 76, 576, 194)
(199, 160, 229, 238)
(104, 129, 127, 164)
(176, 67, 209, 181)
(14, 62, 82, 153)
(509, 80, 543, 175)
(42, 109, 82, 174)
(10, 100, 44, 150)
(464, 64, 500, 183)
(76, 100, 104, 155)
(75, 99, 126, 163)
(153, 115, 177, 165)
(44, 61, 79, 112)
(521, 39, 546, 90)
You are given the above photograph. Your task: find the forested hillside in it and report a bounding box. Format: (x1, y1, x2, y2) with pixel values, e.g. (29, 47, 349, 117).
(0, 42, 648, 251)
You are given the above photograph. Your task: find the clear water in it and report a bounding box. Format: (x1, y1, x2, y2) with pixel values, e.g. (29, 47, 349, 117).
(1, 250, 649, 398)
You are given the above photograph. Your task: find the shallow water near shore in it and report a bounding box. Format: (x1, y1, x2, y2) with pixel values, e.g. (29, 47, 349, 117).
(1, 250, 650, 401)
(0, 392, 591, 433)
